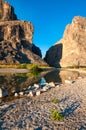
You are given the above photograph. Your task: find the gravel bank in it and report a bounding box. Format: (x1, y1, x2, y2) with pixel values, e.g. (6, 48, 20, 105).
(0, 77, 86, 130)
(0, 68, 29, 73)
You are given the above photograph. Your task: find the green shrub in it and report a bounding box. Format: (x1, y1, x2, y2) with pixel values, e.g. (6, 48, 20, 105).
(17, 64, 27, 69)
(52, 98, 59, 104)
(50, 108, 63, 121)
(28, 64, 42, 73)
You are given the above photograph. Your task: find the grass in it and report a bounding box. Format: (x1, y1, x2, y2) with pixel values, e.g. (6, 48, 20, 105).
(50, 108, 63, 121)
(66, 66, 86, 69)
(0, 63, 50, 70)
(0, 64, 18, 68)
(52, 98, 59, 104)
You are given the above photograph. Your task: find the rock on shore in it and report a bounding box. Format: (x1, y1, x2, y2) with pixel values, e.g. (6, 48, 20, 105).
(0, 77, 86, 130)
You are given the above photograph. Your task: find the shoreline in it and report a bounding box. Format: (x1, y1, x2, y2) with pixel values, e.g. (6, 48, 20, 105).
(0, 68, 29, 73)
(0, 67, 86, 73)
(0, 77, 86, 129)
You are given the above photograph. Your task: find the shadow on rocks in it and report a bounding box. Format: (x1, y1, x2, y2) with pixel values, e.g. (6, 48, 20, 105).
(35, 126, 42, 130)
(62, 101, 80, 116)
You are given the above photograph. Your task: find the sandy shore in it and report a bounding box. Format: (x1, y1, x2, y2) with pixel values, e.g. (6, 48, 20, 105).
(0, 77, 86, 130)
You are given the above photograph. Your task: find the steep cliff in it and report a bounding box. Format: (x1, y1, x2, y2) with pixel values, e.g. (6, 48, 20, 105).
(44, 16, 86, 67)
(0, 0, 17, 21)
(0, 0, 46, 65)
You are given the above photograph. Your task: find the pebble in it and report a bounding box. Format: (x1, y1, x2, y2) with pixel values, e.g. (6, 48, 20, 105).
(19, 91, 24, 96)
(34, 84, 40, 89)
(29, 91, 35, 97)
(65, 80, 72, 84)
(14, 93, 19, 97)
(42, 86, 49, 92)
(36, 90, 41, 96)
(48, 82, 55, 87)
(0, 78, 86, 130)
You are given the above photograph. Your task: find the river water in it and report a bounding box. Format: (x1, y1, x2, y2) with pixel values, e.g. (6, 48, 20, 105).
(0, 69, 86, 102)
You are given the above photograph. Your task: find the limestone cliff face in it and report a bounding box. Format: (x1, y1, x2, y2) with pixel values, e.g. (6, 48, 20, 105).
(0, 0, 46, 65)
(44, 16, 86, 67)
(0, 0, 17, 21)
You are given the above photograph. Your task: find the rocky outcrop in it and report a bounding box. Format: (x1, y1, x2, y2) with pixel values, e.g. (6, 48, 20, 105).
(45, 16, 86, 67)
(0, 0, 46, 65)
(0, 0, 17, 21)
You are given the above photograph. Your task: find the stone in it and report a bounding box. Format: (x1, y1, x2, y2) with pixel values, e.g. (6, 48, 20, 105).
(29, 91, 35, 97)
(28, 86, 32, 90)
(65, 80, 72, 84)
(65, 80, 75, 84)
(0, 87, 8, 98)
(0, 0, 47, 65)
(34, 84, 40, 89)
(36, 90, 41, 96)
(42, 86, 49, 92)
(48, 82, 55, 87)
(19, 91, 24, 96)
(56, 85, 60, 88)
(14, 92, 19, 97)
(44, 16, 86, 67)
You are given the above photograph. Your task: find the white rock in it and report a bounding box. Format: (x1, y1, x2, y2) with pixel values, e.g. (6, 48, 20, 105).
(29, 91, 35, 97)
(43, 86, 50, 91)
(65, 80, 72, 84)
(36, 90, 41, 96)
(65, 80, 75, 84)
(14, 93, 19, 97)
(56, 85, 60, 88)
(48, 82, 55, 87)
(34, 84, 40, 88)
(0, 87, 8, 98)
(19, 91, 24, 96)
(28, 86, 32, 90)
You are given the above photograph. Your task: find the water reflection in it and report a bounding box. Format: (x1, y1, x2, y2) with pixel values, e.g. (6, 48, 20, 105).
(40, 77, 46, 86)
(0, 69, 86, 102)
(44, 69, 62, 83)
(59, 69, 86, 83)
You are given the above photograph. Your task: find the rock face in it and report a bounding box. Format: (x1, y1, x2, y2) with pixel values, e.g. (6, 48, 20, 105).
(0, 0, 17, 21)
(0, 0, 46, 65)
(44, 16, 86, 67)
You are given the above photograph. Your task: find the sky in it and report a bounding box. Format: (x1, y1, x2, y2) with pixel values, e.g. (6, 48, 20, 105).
(7, 0, 86, 57)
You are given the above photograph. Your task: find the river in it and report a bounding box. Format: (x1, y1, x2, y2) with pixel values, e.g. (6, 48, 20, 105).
(0, 68, 86, 102)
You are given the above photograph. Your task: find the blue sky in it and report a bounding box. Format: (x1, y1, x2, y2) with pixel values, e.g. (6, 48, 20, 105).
(7, 0, 86, 57)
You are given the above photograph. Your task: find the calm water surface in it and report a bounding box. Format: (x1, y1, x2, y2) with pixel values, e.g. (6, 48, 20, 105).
(0, 69, 86, 102)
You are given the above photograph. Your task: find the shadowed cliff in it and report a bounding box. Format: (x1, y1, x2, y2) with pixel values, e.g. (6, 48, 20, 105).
(44, 16, 86, 67)
(0, 0, 46, 65)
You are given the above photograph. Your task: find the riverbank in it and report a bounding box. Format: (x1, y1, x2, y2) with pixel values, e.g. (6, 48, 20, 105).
(0, 68, 29, 73)
(0, 77, 86, 130)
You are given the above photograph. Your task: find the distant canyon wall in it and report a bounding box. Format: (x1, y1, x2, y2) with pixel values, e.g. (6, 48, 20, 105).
(44, 16, 86, 67)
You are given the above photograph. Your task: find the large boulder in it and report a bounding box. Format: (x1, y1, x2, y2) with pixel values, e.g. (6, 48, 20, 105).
(44, 16, 86, 67)
(0, 0, 46, 65)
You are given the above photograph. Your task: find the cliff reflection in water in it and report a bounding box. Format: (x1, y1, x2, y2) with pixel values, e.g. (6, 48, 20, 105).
(0, 71, 48, 97)
(0, 69, 86, 101)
